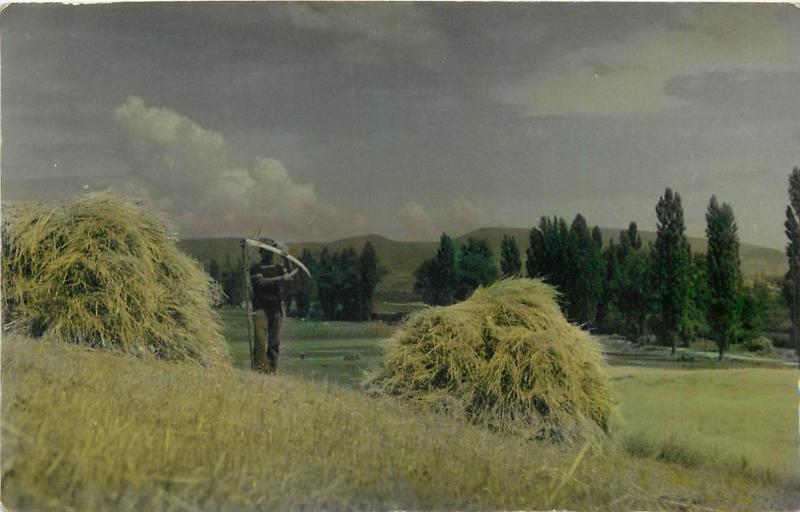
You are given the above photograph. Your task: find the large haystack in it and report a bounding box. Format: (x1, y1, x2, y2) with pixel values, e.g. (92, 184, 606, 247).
(370, 279, 613, 442)
(2, 193, 230, 367)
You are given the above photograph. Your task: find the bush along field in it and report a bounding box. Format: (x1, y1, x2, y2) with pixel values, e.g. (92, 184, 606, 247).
(2, 194, 799, 510)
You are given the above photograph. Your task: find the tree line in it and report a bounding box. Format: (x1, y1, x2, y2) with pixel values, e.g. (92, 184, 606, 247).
(414, 187, 787, 361)
(208, 241, 386, 321)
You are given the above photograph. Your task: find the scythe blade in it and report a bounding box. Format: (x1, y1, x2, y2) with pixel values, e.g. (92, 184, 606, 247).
(244, 238, 312, 278)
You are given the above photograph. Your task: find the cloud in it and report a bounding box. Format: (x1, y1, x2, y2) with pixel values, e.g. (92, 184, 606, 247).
(493, 7, 795, 116)
(398, 201, 439, 241)
(445, 197, 485, 235)
(113, 96, 366, 240)
(286, 3, 445, 60)
(397, 198, 486, 241)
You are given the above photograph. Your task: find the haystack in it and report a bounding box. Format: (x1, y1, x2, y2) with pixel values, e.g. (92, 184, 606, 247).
(2, 193, 230, 368)
(370, 279, 613, 442)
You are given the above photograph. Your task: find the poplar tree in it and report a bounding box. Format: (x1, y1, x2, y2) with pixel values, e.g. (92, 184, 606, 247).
(316, 247, 338, 319)
(653, 188, 691, 355)
(208, 258, 221, 283)
(500, 235, 522, 277)
(358, 241, 385, 320)
(566, 215, 605, 324)
(705, 196, 740, 360)
(413, 233, 458, 306)
(294, 249, 316, 318)
(785, 167, 800, 368)
(455, 237, 498, 300)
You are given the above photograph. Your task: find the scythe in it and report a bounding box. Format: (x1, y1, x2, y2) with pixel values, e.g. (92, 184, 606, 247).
(243, 238, 312, 278)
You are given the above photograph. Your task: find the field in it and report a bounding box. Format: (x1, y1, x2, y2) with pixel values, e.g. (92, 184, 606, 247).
(3, 311, 799, 510)
(223, 309, 800, 481)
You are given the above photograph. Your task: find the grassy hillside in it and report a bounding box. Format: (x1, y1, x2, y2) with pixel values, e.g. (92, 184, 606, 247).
(179, 227, 786, 303)
(3, 336, 796, 510)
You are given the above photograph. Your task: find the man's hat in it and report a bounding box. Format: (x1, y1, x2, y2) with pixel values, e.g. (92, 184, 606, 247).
(258, 238, 289, 252)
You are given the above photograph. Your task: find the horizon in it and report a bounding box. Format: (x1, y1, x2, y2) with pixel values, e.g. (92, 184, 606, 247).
(3, 3, 798, 250)
(178, 225, 784, 252)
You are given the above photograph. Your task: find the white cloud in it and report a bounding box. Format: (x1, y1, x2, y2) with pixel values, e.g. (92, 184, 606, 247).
(493, 7, 795, 116)
(286, 3, 445, 60)
(398, 201, 439, 241)
(397, 198, 486, 241)
(114, 96, 366, 240)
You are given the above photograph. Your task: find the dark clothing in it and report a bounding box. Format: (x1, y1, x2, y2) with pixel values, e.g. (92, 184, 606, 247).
(253, 309, 281, 372)
(250, 262, 289, 312)
(250, 258, 291, 373)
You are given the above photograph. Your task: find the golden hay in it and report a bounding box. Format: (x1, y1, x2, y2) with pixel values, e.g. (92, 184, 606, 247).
(2, 193, 230, 368)
(369, 279, 613, 442)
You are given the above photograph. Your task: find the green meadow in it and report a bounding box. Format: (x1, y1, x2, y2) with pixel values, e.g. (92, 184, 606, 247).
(3, 310, 799, 510)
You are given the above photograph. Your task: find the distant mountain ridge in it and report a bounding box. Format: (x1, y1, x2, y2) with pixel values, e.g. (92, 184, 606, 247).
(178, 227, 786, 303)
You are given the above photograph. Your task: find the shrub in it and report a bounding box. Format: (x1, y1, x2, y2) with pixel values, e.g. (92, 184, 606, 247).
(369, 278, 613, 443)
(745, 336, 773, 354)
(1, 193, 230, 367)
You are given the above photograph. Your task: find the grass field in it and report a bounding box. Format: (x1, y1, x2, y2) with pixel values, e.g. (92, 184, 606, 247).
(223, 308, 800, 483)
(3, 310, 799, 510)
(3, 335, 798, 511)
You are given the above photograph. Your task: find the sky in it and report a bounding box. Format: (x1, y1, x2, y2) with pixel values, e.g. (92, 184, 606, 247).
(2, 2, 799, 247)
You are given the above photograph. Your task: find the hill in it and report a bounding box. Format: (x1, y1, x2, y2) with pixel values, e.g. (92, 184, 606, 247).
(178, 228, 787, 303)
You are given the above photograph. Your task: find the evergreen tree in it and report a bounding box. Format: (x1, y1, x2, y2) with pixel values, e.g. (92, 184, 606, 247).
(592, 226, 603, 249)
(316, 247, 338, 319)
(208, 258, 221, 283)
(500, 235, 522, 277)
(436, 233, 459, 302)
(526, 225, 545, 278)
(627, 222, 642, 251)
(681, 252, 710, 345)
(566, 215, 605, 324)
(413, 233, 458, 306)
(785, 167, 800, 367)
(617, 248, 651, 338)
(597, 239, 622, 329)
(294, 249, 317, 318)
(653, 188, 691, 355)
(455, 237, 498, 300)
(358, 241, 386, 320)
(526, 216, 572, 291)
(336, 247, 361, 321)
(705, 196, 741, 360)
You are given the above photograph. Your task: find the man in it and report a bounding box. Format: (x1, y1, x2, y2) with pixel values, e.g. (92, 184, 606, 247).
(249, 239, 296, 373)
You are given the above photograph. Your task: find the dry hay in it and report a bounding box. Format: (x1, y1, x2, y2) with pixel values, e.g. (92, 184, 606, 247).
(2, 193, 230, 367)
(369, 279, 613, 443)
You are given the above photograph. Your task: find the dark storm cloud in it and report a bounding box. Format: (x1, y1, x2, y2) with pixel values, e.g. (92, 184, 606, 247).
(2, 3, 798, 247)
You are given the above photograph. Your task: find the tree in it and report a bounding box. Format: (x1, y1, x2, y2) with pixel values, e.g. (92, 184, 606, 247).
(294, 249, 317, 318)
(682, 252, 710, 345)
(500, 235, 522, 277)
(785, 167, 800, 367)
(413, 233, 458, 306)
(208, 258, 221, 283)
(316, 247, 338, 319)
(562, 215, 605, 325)
(705, 196, 741, 360)
(597, 239, 622, 329)
(617, 248, 651, 338)
(336, 247, 361, 320)
(455, 237, 498, 300)
(526, 216, 572, 291)
(653, 188, 691, 355)
(358, 241, 386, 320)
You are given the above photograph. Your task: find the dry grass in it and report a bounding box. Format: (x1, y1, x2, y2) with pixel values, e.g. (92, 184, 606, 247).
(369, 279, 613, 443)
(1, 193, 229, 367)
(0, 336, 776, 511)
